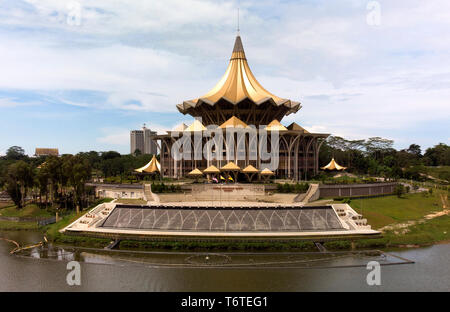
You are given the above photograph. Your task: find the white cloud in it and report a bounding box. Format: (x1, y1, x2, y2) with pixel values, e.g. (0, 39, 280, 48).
(1, 0, 450, 151)
(96, 128, 129, 146)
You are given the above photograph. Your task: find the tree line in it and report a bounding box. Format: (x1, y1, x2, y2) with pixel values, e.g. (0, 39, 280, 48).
(318, 137, 450, 181)
(0, 138, 449, 210)
(0, 147, 153, 210)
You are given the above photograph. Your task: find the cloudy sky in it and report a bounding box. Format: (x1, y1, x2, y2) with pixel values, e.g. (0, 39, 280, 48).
(0, 0, 449, 155)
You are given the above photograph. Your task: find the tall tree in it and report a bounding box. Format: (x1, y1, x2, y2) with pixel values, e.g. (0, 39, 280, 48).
(5, 161, 34, 208)
(424, 143, 450, 166)
(63, 155, 91, 212)
(5, 146, 26, 160)
(407, 144, 422, 156)
(36, 166, 50, 208)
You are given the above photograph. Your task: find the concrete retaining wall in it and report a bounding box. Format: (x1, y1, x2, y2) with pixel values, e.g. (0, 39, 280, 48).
(319, 182, 397, 198)
(189, 184, 265, 201)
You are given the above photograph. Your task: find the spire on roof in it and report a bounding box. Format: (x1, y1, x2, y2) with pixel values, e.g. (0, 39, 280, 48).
(177, 33, 301, 116)
(231, 35, 245, 60)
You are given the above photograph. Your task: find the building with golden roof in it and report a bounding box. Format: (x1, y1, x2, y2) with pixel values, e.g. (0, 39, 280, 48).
(35, 148, 59, 157)
(153, 35, 329, 181)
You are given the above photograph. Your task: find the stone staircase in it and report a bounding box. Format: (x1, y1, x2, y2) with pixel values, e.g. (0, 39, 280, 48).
(143, 184, 160, 204)
(294, 183, 320, 204)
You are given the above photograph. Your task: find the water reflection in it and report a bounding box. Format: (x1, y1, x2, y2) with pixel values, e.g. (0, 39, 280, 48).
(17, 244, 408, 269)
(0, 230, 449, 291)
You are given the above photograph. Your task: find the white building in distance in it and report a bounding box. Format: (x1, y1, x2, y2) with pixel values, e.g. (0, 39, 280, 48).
(130, 124, 157, 155)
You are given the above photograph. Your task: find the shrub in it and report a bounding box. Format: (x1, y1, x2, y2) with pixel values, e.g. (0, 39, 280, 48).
(282, 183, 292, 193)
(394, 184, 405, 198)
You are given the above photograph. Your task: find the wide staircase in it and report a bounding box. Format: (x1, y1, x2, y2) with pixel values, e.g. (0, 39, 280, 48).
(143, 184, 160, 204)
(294, 183, 320, 204)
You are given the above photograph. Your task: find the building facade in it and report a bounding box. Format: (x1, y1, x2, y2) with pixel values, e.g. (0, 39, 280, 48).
(130, 125, 157, 155)
(153, 35, 329, 181)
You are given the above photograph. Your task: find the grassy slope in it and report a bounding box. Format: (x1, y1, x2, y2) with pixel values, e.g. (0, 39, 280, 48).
(350, 192, 443, 229)
(426, 166, 450, 180)
(0, 204, 53, 218)
(0, 221, 38, 230)
(0, 203, 53, 230)
(356, 215, 450, 248)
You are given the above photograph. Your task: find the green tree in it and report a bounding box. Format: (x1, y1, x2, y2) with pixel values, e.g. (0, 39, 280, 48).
(63, 155, 91, 212)
(394, 184, 405, 198)
(5, 161, 34, 208)
(365, 137, 394, 162)
(424, 143, 450, 166)
(407, 144, 422, 157)
(5, 146, 26, 160)
(36, 166, 50, 208)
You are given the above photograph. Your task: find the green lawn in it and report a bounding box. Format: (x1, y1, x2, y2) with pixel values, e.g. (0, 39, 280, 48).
(350, 191, 444, 229)
(356, 214, 450, 248)
(0, 220, 38, 230)
(0, 203, 54, 218)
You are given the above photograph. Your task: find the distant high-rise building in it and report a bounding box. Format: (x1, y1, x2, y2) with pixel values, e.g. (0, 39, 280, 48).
(130, 124, 157, 155)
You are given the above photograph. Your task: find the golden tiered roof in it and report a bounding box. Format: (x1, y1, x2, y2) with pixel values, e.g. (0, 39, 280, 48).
(321, 158, 347, 171)
(184, 119, 206, 132)
(287, 122, 310, 133)
(241, 164, 259, 173)
(219, 116, 248, 128)
(266, 119, 288, 131)
(188, 168, 203, 176)
(35, 148, 59, 156)
(203, 165, 221, 174)
(134, 155, 160, 173)
(220, 161, 240, 171)
(177, 35, 300, 114)
(260, 168, 275, 175)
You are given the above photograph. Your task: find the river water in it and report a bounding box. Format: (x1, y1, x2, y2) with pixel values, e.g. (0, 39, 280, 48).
(0, 231, 449, 291)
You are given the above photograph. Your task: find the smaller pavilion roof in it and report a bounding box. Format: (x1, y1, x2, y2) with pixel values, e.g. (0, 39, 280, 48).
(266, 119, 288, 131)
(134, 155, 160, 173)
(184, 119, 206, 132)
(219, 116, 248, 129)
(220, 161, 240, 171)
(203, 165, 221, 174)
(287, 122, 310, 133)
(241, 164, 259, 173)
(171, 123, 187, 132)
(260, 168, 275, 175)
(188, 168, 203, 176)
(321, 158, 347, 171)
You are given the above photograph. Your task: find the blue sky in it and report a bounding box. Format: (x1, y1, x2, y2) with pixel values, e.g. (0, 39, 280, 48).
(0, 0, 449, 155)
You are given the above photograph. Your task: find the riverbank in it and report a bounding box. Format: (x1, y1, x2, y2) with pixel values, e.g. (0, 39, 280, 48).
(0, 203, 53, 230)
(45, 214, 450, 252)
(2, 193, 449, 251)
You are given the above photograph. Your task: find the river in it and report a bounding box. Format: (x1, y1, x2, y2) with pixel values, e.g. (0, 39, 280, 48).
(0, 230, 449, 291)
